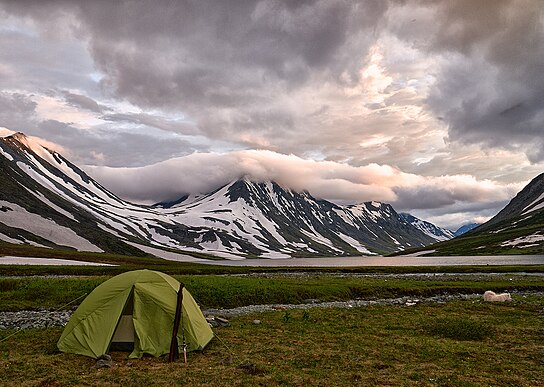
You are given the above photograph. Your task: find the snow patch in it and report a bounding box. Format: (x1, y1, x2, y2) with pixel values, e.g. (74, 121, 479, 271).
(522, 191, 544, 215)
(401, 249, 437, 257)
(0, 256, 115, 266)
(0, 232, 22, 244)
(0, 147, 13, 161)
(501, 233, 544, 247)
(259, 251, 292, 259)
(0, 200, 103, 252)
(335, 232, 375, 255)
(22, 186, 77, 221)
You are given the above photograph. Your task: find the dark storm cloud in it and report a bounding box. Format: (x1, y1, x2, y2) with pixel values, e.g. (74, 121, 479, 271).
(391, 0, 544, 162)
(82, 0, 354, 103)
(0, 0, 390, 149)
(101, 113, 198, 136)
(62, 91, 106, 113)
(30, 119, 201, 167)
(2, 0, 541, 161)
(0, 8, 96, 93)
(79, 0, 389, 152)
(0, 92, 38, 131)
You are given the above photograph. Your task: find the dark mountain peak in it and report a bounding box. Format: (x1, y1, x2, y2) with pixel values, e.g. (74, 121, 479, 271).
(154, 195, 190, 208)
(1, 131, 51, 158)
(226, 178, 291, 204)
(1, 132, 40, 162)
(226, 178, 254, 203)
(4, 132, 32, 149)
(9, 131, 28, 141)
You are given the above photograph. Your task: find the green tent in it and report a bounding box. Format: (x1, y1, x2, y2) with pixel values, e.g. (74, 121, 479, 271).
(57, 270, 213, 359)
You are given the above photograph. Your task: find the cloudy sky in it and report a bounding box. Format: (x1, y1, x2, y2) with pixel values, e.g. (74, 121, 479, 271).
(0, 0, 542, 229)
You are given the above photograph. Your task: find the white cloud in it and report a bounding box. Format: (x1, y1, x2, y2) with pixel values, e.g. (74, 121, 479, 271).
(84, 149, 522, 229)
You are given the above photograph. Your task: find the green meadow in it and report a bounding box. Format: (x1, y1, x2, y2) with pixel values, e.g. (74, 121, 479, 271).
(1, 296, 543, 386)
(1, 265, 544, 385)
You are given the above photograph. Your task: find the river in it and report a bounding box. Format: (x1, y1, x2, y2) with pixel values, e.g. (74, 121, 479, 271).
(1, 253, 543, 267)
(202, 254, 544, 267)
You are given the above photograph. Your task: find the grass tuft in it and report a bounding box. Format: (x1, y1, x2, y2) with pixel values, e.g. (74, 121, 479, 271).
(282, 311, 292, 322)
(426, 317, 494, 341)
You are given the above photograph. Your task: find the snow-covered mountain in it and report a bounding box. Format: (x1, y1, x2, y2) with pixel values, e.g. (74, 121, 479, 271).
(399, 213, 455, 242)
(0, 132, 438, 259)
(150, 179, 436, 257)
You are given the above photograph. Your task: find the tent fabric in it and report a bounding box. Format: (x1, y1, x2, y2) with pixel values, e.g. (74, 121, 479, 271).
(57, 270, 213, 359)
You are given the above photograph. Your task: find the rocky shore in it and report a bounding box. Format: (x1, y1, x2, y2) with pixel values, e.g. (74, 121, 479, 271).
(2, 291, 542, 330)
(0, 310, 73, 330)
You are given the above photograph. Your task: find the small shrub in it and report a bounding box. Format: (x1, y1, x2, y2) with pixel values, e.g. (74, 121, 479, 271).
(426, 317, 494, 341)
(282, 311, 292, 323)
(0, 279, 18, 291)
(302, 310, 310, 322)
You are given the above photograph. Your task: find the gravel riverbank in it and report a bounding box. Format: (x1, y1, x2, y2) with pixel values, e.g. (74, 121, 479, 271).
(2, 291, 543, 331)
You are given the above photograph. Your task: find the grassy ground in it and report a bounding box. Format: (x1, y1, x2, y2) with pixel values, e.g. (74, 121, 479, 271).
(2, 273, 544, 311)
(1, 298, 543, 386)
(1, 257, 544, 385)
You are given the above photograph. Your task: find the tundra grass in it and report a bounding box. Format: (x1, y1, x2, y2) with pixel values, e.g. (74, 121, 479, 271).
(1, 273, 544, 311)
(1, 298, 543, 386)
(2, 263, 544, 278)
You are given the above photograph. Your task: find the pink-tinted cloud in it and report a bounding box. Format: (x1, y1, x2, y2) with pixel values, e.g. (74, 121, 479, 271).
(85, 149, 522, 220)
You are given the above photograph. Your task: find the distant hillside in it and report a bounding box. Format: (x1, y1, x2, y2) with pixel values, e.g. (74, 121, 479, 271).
(407, 173, 544, 256)
(454, 223, 480, 237)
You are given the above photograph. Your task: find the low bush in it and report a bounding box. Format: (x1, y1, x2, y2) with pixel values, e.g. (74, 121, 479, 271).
(426, 317, 494, 341)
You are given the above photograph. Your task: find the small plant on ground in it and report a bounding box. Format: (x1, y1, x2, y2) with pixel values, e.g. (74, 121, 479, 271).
(425, 317, 494, 341)
(282, 311, 292, 322)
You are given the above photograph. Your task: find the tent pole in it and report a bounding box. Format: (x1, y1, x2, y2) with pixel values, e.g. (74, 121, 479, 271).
(168, 283, 184, 362)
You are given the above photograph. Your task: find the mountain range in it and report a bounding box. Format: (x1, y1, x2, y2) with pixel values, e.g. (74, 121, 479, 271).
(2, 132, 542, 259)
(0, 132, 454, 259)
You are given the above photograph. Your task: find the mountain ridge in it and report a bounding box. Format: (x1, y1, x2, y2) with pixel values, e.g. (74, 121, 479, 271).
(0, 132, 446, 259)
(399, 213, 455, 242)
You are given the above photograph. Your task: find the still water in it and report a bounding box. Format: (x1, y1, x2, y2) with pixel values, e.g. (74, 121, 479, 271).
(203, 255, 544, 267)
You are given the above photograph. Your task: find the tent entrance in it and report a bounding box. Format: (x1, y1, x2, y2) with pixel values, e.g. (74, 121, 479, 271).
(110, 289, 135, 352)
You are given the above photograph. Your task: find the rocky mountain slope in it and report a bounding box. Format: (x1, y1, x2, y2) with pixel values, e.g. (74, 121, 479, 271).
(0, 132, 440, 258)
(399, 213, 455, 242)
